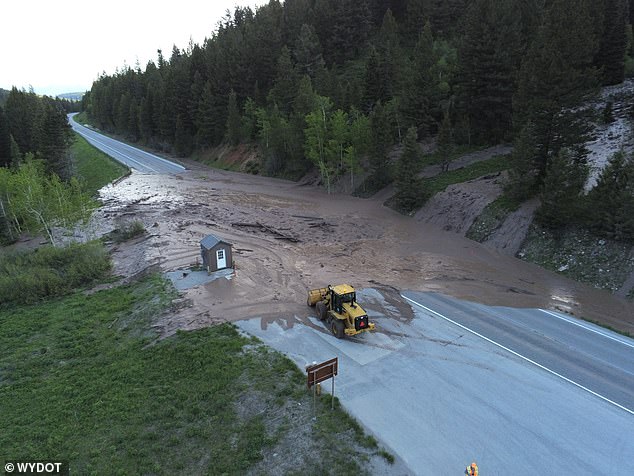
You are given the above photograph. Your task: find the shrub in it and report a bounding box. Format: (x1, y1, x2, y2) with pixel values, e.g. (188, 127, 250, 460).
(0, 241, 111, 305)
(107, 220, 146, 243)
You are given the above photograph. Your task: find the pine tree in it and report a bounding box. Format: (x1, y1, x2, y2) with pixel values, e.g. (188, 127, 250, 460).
(587, 151, 634, 241)
(456, 0, 524, 143)
(404, 0, 429, 44)
(330, 0, 372, 62)
(294, 24, 325, 80)
(5, 88, 40, 156)
(514, 0, 600, 181)
(0, 106, 12, 167)
(174, 114, 193, 156)
(269, 46, 299, 114)
(195, 81, 220, 148)
(437, 111, 453, 173)
(376, 9, 402, 100)
(402, 21, 436, 135)
(369, 100, 393, 177)
(115, 92, 131, 135)
(138, 96, 153, 143)
(225, 90, 242, 146)
(37, 98, 73, 179)
(363, 48, 387, 111)
(536, 148, 589, 229)
(395, 127, 422, 211)
(428, 0, 469, 38)
(128, 101, 140, 141)
(506, 121, 539, 201)
(595, 0, 628, 85)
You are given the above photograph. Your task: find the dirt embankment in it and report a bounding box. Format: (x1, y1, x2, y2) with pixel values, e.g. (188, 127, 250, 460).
(98, 162, 634, 337)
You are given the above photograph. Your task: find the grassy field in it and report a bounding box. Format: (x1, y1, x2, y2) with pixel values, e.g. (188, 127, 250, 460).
(0, 265, 388, 474)
(70, 131, 128, 196)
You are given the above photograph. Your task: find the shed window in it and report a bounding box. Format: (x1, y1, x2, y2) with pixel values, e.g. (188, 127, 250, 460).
(217, 250, 224, 260)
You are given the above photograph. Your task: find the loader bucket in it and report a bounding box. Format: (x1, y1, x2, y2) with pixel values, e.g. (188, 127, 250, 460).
(307, 287, 328, 307)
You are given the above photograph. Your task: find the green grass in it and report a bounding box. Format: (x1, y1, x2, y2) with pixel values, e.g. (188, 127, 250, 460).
(355, 145, 484, 199)
(420, 154, 510, 198)
(0, 242, 111, 306)
(0, 274, 383, 474)
(419, 144, 482, 168)
(0, 277, 270, 474)
(387, 154, 511, 214)
(70, 133, 128, 196)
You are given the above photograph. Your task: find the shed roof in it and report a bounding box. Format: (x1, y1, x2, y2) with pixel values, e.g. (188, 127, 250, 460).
(200, 234, 231, 250)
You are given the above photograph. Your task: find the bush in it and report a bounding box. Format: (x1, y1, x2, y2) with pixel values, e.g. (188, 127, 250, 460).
(106, 220, 146, 243)
(0, 241, 111, 305)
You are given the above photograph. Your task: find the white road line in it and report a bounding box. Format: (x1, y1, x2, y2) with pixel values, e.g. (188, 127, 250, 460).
(540, 309, 634, 349)
(108, 137, 186, 171)
(402, 294, 634, 416)
(72, 121, 185, 172)
(74, 129, 158, 173)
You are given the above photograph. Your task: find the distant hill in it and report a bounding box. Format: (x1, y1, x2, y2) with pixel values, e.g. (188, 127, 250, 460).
(56, 92, 84, 101)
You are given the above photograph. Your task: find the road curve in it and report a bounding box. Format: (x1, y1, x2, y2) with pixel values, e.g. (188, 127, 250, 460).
(67, 113, 186, 174)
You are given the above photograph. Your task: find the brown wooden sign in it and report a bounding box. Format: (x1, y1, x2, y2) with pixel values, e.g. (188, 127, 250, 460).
(306, 357, 338, 388)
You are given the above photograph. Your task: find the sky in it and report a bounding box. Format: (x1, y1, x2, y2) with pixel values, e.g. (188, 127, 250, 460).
(1, 0, 269, 97)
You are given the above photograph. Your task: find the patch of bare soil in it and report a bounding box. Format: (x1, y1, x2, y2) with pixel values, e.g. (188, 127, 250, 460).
(483, 198, 540, 255)
(414, 173, 504, 234)
(101, 163, 634, 337)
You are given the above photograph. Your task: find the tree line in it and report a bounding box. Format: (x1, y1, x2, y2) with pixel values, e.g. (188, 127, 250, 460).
(84, 0, 634, 234)
(0, 88, 93, 244)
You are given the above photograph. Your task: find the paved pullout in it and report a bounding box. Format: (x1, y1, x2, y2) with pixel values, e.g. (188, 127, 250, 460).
(68, 114, 185, 174)
(236, 289, 634, 475)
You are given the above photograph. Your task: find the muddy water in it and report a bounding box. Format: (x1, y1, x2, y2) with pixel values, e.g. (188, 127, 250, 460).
(102, 165, 634, 337)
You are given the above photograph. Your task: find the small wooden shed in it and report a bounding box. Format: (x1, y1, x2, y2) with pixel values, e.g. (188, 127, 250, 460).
(200, 234, 233, 273)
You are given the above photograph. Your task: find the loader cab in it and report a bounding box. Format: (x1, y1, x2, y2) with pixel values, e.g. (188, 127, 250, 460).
(330, 284, 357, 314)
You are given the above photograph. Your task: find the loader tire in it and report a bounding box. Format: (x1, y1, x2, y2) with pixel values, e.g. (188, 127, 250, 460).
(331, 319, 345, 339)
(316, 301, 327, 321)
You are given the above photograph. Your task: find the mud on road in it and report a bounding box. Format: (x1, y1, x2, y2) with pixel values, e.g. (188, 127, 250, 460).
(97, 162, 634, 337)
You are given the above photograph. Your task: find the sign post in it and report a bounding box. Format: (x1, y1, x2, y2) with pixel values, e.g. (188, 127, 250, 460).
(306, 357, 338, 416)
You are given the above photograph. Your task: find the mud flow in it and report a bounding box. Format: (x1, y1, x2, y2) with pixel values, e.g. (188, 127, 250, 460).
(99, 164, 634, 337)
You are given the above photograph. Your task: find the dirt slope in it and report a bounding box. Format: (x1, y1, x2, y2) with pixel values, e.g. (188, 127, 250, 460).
(414, 173, 504, 233)
(96, 162, 634, 337)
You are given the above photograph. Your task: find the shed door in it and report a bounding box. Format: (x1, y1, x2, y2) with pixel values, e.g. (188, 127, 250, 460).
(216, 249, 227, 269)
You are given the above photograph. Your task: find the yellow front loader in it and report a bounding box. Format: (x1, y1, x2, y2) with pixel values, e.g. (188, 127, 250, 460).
(307, 284, 375, 339)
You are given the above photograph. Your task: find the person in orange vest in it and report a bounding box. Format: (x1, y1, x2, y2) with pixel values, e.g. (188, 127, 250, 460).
(466, 461, 478, 475)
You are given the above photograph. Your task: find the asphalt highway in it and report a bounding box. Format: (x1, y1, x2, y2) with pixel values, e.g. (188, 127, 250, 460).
(237, 289, 634, 475)
(68, 113, 186, 174)
(402, 291, 634, 415)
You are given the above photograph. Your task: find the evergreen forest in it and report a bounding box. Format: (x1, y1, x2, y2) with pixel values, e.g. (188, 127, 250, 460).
(0, 89, 93, 244)
(13, 0, 634, 241)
